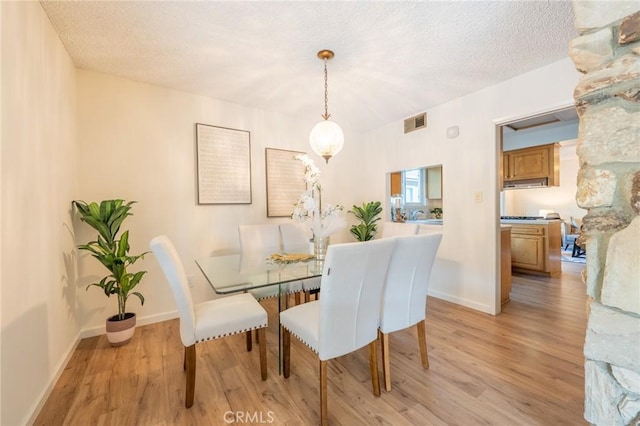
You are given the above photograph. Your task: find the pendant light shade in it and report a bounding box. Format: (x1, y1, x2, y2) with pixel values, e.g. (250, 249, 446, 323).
(310, 119, 344, 163)
(310, 49, 343, 163)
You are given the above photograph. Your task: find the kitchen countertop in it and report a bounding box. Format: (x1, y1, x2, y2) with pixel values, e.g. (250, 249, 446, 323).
(407, 219, 443, 225)
(500, 219, 560, 225)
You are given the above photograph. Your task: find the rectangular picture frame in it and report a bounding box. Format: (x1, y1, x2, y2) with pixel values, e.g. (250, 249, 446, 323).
(265, 148, 306, 217)
(195, 123, 252, 205)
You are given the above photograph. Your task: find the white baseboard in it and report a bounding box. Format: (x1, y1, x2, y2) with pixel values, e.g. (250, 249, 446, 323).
(79, 309, 179, 338)
(428, 289, 494, 315)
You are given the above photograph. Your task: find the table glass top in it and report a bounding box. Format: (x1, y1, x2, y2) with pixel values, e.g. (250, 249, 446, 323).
(195, 251, 324, 295)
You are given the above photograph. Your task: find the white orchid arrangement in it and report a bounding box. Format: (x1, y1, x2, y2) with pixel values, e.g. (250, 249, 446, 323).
(292, 154, 346, 238)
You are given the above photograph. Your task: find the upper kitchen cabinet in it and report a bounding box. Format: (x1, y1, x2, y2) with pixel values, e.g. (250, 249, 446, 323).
(390, 172, 402, 196)
(427, 165, 442, 199)
(503, 143, 559, 189)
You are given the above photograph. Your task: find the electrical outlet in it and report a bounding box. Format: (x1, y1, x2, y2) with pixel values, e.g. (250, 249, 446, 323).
(474, 191, 483, 203)
(187, 275, 195, 288)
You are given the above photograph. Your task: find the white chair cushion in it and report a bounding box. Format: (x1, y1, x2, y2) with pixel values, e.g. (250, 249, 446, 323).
(280, 300, 320, 353)
(249, 280, 303, 300)
(301, 276, 321, 291)
(194, 293, 267, 343)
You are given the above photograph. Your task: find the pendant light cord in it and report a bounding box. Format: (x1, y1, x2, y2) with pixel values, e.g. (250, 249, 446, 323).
(322, 59, 330, 120)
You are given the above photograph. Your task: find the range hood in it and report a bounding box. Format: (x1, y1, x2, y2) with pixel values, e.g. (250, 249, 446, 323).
(503, 177, 549, 189)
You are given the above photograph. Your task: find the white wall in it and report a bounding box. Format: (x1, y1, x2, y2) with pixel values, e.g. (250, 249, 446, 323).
(363, 58, 580, 314)
(75, 70, 365, 333)
(1, 2, 79, 425)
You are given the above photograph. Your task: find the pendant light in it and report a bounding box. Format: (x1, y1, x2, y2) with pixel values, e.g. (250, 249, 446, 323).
(309, 49, 344, 163)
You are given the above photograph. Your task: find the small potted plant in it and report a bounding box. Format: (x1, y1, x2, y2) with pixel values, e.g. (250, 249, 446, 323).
(349, 201, 383, 241)
(430, 207, 443, 219)
(73, 199, 148, 346)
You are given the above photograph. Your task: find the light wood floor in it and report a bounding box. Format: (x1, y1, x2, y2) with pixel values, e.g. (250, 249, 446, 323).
(36, 262, 587, 425)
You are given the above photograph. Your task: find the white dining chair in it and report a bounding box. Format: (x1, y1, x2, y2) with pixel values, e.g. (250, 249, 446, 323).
(279, 222, 321, 301)
(279, 222, 312, 252)
(379, 233, 442, 391)
(239, 224, 293, 301)
(280, 238, 396, 426)
(238, 224, 282, 255)
(239, 224, 303, 348)
(380, 222, 419, 238)
(239, 223, 305, 299)
(149, 235, 268, 408)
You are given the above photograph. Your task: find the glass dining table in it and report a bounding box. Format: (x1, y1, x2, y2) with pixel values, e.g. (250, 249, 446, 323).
(195, 249, 324, 373)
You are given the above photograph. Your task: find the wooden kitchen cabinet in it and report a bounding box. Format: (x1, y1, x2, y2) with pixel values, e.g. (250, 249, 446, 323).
(427, 166, 442, 200)
(503, 143, 559, 185)
(511, 231, 545, 271)
(501, 226, 512, 305)
(390, 172, 402, 196)
(508, 222, 561, 277)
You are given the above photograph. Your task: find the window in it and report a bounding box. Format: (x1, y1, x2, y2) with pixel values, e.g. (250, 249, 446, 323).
(403, 168, 425, 205)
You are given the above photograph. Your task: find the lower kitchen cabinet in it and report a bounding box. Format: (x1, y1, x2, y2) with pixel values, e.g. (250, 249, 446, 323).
(500, 226, 512, 305)
(511, 233, 545, 271)
(508, 221, 561, 277)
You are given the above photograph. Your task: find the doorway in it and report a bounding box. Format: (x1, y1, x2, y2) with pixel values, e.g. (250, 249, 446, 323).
(494, 104, 579, 313)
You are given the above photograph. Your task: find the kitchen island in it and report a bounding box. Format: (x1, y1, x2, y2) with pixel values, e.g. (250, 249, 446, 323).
(500, 218, 561, 277)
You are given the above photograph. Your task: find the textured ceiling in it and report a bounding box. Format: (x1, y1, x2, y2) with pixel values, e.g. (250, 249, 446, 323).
(41, 1, 577, 132)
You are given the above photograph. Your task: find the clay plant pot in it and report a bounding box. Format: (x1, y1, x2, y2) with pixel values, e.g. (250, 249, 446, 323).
(106, 312, 136, 346)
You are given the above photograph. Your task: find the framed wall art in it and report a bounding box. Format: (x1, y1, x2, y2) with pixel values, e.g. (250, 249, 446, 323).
(265, 148, 306, 217)
(195, 123, 252, 204)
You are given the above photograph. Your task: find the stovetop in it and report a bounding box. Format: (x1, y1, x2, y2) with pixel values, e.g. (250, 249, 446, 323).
(500, 216, 543, 220)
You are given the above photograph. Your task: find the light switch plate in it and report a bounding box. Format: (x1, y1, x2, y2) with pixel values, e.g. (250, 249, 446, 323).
(474, 191, 483, 203)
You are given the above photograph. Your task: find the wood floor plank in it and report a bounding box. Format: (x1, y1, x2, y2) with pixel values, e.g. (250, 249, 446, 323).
(34, 262, 587, 425)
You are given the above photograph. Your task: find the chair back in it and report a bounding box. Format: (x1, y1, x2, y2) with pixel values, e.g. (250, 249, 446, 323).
(381, 222, 419, 238)
(318, 238, 396, 360)
(570, 216, 582, 232)
(149, 235, 197, 346)
(238, 224, 281, 255)
(380, 233, 442, 334)
(279, 222, 312, 252)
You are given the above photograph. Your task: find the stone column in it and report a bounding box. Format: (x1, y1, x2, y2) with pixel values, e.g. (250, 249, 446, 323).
(569, 3, 640, 425)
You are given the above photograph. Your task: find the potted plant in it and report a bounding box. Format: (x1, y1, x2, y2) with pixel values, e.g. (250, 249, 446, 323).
(73, 199, 148, 346)
(349, 201, 383, 241)
(430, 207, 443, 219)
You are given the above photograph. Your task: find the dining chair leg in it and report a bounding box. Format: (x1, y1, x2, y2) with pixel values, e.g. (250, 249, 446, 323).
(184, 344, 196, 408)
(246, 331, 253, 352)
(368, 340, 381, 397)
(283, 327, 291, 378)
(381, 332, 392, 392)
(416, 320, 429, 369)
(257, 327, 268, 380)
(320, 359, 328, 426)
(183, 346, 187, 371)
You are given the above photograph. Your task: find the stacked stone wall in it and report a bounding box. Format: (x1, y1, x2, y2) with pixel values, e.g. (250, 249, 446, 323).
(570, 3, 640, 425)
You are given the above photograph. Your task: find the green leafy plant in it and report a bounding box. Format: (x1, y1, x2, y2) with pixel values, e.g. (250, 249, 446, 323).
(73, 199, 148, 320)
(430, 207, 443, 219)
(349, 201, 383, 241)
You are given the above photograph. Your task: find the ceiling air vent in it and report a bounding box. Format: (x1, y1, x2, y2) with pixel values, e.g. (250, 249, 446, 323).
(404, 112, 427, 134)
